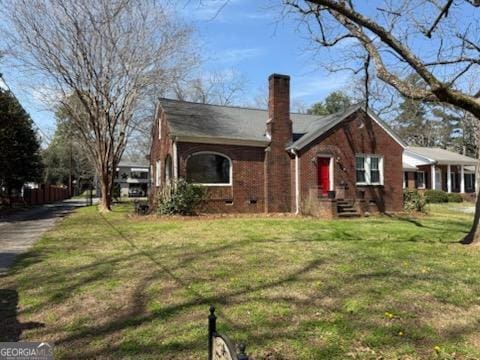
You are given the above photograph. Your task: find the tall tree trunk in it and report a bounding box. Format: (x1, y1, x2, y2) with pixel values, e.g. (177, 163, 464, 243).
(462, 159, 480, 245)
(98, 171, 112, 212)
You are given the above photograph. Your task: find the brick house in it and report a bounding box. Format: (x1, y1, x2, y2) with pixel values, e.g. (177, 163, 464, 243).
(403, 147, 477, 195)
(149, 74, 411, 216)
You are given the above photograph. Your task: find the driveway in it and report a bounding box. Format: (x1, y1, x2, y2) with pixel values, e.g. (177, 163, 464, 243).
(0, 199, 91, 274)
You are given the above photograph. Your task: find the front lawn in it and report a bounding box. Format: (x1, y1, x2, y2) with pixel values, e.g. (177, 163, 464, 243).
(1, 204, 479, 359)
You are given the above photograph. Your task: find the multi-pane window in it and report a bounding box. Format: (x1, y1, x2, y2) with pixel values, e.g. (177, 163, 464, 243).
(416, 171, 425, 189)
(356, 156, 366, 184)
(186, 153, 231, 185)
(370, 157, 380, 183)
(355, 155, 383, 185)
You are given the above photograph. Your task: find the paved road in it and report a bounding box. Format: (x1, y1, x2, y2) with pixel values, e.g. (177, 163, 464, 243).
(0, 199, 91, 275)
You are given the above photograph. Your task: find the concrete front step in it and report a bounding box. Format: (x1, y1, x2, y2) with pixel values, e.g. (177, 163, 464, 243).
(337, 201, 354, 206)
(338, 211, 361, 218)
(338, 207, 356, 213)
(336, 199, 361, 217)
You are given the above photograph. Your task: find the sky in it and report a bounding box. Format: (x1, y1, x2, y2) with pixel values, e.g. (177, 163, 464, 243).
(0, 0, 350, 141)
(2, 0, 476, 144)
(182, 0, 350, 103)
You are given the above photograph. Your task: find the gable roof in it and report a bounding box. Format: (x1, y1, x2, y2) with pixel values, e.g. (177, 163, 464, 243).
(287, 104, 406, 151)
(158, 98, 405, 149)
(406, 146, 478, 165)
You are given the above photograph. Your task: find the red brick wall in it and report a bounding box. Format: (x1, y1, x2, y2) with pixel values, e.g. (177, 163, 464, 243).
(149, 107, 174, 205)
(405, 171, 417, 190)
(264, 74, 292, 212)
(150, 104, 404, 214)
(176, 143, 265, 213)
(297, 110, 404, 212)
(417, 165, 431, 190)
(149, 107, 266, 213)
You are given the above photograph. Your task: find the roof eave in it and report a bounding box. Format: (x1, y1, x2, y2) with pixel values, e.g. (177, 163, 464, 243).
(288, 105, 405, 151)
(403, 149, 436, 164)
(287, 105, 363, 151)
(173, 134, 270, 147)
(435, 160, 478, 166)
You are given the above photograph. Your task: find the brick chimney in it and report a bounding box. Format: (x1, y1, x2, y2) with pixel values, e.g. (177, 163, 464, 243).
(264, 74, 292, 213)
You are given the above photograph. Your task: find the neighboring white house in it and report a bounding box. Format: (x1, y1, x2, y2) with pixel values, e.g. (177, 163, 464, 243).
(402, 146, 477, 194)
(114, 161, 150, 197)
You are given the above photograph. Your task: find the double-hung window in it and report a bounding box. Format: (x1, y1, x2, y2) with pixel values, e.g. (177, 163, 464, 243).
(356, 155, 384, 185)
(415, 171, 425, 189)
(356, 156, 366, 184)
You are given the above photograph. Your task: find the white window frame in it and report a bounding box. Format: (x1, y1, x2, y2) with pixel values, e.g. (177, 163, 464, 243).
(355, 154, 384, 186)
(186, 151, 233, 186)
(416, 171, 426, 189)
(155, 160, 161, 187)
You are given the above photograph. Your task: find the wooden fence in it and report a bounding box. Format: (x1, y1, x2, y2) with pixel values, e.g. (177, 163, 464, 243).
(23, 185, 69, 205)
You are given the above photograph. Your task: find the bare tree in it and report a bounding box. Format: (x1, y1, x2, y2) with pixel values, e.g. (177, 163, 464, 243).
(174, 69, 248, 106)
(252, 84, 269, 110)
(1, 0, 196, 211)
(349, 76, 398, 118)
(285, 0, 480, 244)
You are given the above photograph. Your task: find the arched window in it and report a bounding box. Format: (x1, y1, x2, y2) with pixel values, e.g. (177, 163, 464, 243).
(186, 152, 232, 185)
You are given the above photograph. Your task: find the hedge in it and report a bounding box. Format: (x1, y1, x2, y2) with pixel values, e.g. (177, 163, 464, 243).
(424, 190, 449, 203)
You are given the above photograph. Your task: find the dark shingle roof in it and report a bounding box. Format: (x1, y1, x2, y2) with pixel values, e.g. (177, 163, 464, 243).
(159, 99, 404, 150)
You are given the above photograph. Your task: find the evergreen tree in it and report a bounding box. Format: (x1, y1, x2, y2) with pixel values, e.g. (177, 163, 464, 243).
(0, 89, 43, 195)
(431, 105, 479, 157)
(307, 91, 352, 115)
(393, 75, 441, 147)
(42, 102, 95, 193)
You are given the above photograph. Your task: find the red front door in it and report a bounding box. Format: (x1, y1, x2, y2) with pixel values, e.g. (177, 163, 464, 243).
(317, 158, 330, 195)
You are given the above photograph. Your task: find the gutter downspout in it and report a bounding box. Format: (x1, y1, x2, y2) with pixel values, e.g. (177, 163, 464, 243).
(291, 149, 300, 215)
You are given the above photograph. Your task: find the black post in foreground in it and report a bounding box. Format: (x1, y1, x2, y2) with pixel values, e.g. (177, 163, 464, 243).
(208, 306, 249, 360)
(208, 306, 217, 360)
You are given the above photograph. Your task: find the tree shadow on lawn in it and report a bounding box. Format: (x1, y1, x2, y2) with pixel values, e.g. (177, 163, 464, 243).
(384, 213, 471, 234)
(6, 212, 479, 358)
(44, 215, 478, 358)
(0, 288, 45, 341)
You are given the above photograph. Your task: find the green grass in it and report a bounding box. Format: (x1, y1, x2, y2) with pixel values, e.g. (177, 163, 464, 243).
(1, 203, 480, 359)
